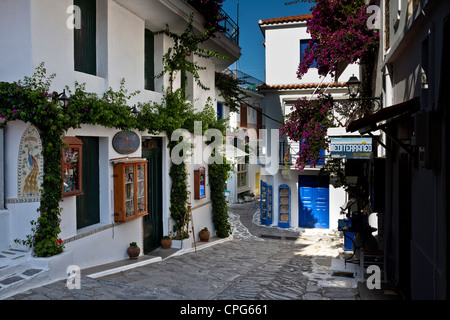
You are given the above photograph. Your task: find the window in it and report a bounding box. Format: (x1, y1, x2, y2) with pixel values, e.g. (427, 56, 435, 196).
(62, 137, 83, 197)
(74, 0, 97, 75)
(217, 102, 223, 120)
(145, 29, 155, 91)
(237, 164, 248, 189)
(300, 39, 316, 68)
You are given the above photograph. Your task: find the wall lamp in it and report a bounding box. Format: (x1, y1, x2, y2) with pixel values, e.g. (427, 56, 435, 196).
(346, 75, 382, 111)
(52, 89, 70, 108)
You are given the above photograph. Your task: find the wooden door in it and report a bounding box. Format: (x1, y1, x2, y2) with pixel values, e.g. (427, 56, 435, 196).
(76, 136, 99, 229)
(142, 137, 163, 253)
(298, 175, 329, 228)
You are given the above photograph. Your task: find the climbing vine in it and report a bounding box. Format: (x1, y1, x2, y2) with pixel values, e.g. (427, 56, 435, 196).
(0, 11, 235, 256)
(153, 12, 227, 95)
(1, 64, 146, 257)
(215, 71, 250, 113)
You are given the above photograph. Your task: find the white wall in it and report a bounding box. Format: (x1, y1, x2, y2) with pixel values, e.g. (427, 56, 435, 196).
(0, 0, 33, 83)
(4, 121, 42, 250)
(264, 22, 359, 86)
(0, 0, 228, 265)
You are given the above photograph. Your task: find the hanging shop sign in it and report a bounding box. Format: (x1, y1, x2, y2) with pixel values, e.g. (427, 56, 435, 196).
(112, 131, 140, 155)
(330, 137, 372, 159)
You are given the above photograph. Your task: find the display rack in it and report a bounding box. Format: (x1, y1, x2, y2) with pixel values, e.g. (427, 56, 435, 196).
(260, 181, 273, 225)
(278, 184, 291, 228)
(112, 158, 148, 222)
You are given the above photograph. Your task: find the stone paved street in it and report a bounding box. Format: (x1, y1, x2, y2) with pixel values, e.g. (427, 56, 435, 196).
(7, 202, 359, 301)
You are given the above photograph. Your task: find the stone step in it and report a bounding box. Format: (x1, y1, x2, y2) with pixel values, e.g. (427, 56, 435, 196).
(0, 249, 72, 300)
(0, 266, 47, 300)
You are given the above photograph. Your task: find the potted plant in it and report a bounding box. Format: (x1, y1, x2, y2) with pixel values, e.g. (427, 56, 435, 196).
(199, 227, 210, 242)
(238, 193, 245, 203)
(161, 236, 172, 249)
(127, 242, 141, 259)
(245, 192, 255, 202)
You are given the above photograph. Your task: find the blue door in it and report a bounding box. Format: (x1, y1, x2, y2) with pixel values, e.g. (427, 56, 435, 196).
(298, 176, 329, 228)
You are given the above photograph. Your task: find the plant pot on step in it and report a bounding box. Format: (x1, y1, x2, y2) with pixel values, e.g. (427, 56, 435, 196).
(127, 242, 141, 259)
(199, 228, 210, 242)
(161, 237, 172, 249)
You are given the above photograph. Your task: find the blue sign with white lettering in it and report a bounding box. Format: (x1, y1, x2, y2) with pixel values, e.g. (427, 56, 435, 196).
(330, 137, 372, 159)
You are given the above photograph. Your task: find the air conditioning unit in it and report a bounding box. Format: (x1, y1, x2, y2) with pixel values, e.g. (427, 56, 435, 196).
(413, 111, 441, 169)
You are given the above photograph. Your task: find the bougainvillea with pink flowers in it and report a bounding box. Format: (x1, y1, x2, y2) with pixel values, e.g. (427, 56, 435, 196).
(297, 0, 379, 78)
(186, 0, 225, 31)
(280, 0, 379, 170)
(280, 95, 333, 170)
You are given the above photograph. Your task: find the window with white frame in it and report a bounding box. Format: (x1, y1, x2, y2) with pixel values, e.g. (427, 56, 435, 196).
(237, 163, 248, 189)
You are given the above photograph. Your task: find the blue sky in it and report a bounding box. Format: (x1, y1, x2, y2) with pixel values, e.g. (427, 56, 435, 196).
(221, 0, 314, 82)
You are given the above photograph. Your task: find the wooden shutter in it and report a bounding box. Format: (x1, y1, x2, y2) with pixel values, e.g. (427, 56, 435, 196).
(145, 29, 155, 91)
(240, 104, 247, 128)
(74, 0, 97, 75)
(256, 107, 263, 138)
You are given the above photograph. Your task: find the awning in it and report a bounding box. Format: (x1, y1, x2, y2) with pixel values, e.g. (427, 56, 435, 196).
(347, 97, 420, 134)
(346, 97, 420, 155)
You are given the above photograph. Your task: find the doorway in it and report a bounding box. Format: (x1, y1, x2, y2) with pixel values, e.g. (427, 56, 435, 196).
(298, 175, 329, 228)
(76, 136, 100, 229)
(142, 137, 163, 253)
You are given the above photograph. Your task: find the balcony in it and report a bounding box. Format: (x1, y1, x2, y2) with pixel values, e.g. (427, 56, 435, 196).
(279, 141, 297, 166)
(279, 141, 325, 167)
(184, 0, 239, 45)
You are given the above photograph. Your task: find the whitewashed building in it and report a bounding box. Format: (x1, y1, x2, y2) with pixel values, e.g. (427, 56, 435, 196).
(258, 14, 366, 231)
(0, 0, 240, 289)
(216, 70, 265, 204)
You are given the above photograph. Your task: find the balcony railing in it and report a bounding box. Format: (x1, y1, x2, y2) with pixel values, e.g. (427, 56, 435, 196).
(279, 141, 297, 165)
(279, 141, 325, 167)
(184, 0, 239, 45)
(217, 8, 239, 45)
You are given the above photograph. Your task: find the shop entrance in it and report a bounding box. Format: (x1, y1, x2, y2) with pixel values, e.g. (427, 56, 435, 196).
(298, 175, 329, 228)
(142, 137, 163, 253)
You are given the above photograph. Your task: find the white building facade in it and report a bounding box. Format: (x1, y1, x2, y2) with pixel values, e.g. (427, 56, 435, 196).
(216, 70, 265, 204)
(0, 0, 240, 276)
(258, 14, 368, 231)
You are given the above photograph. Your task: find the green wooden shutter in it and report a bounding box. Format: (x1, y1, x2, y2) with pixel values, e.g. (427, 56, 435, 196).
(74, 0, 97, 75)
(145, 29, 155, 91)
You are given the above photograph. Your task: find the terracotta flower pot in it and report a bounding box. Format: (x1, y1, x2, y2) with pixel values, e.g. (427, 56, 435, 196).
(127, 246, 140, 259)
(161, 238, 172, 249)
(199, 229, 210, 242)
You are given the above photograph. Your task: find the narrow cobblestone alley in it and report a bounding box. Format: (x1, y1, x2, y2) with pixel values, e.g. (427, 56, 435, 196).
(7, 202, 359, 301)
